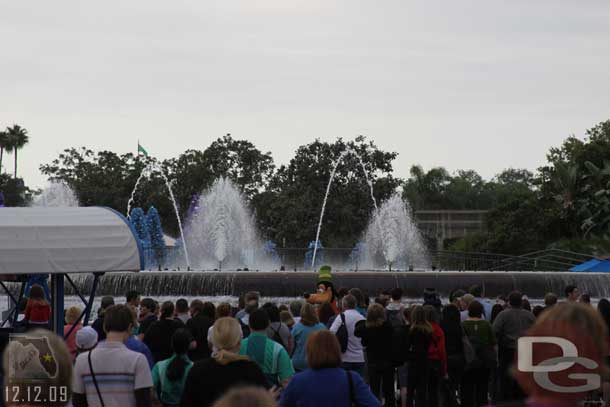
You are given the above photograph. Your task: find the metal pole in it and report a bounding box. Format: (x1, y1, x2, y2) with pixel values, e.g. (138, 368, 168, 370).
(51, 274, 65, 337)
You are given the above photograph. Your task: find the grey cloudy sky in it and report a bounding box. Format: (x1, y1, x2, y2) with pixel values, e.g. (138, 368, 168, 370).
(2, 0, 610, 188)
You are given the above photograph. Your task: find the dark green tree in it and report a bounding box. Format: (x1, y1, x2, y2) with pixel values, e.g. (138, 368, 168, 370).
(5, 125, 29, 178)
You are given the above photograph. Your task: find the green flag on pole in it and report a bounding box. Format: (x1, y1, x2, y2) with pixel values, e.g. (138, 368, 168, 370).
(137, 142, 149, 157)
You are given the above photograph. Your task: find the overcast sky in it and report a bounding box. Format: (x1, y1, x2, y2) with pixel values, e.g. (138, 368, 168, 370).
(2, 0, 610, 188)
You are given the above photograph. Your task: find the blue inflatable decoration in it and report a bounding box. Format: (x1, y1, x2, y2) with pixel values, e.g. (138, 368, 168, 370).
(304, 240, 324, 269)
(147, 206, 167, 270)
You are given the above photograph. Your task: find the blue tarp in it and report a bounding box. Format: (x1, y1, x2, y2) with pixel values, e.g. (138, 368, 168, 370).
(570, 259, 610, 272)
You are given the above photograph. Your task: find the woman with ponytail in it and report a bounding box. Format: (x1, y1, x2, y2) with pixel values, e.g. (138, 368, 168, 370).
(152, 328, 194, 406)
(181, 317, 269, 407)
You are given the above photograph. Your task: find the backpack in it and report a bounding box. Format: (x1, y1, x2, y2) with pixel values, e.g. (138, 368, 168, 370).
(335, 313, 349, 353)
(386, 308, 404, 328)
(270, 324, 285, 349)
(464, 324, 496, 370)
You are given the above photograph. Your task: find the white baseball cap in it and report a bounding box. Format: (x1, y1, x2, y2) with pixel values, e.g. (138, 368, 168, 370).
(76, 326, 98, 350)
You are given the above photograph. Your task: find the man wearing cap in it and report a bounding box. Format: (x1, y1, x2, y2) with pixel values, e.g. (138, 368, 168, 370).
(305, 265, 338, 314)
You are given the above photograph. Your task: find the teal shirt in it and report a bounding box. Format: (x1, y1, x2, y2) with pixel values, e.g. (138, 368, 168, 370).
(151, 354, 193, 406)
(240, 331, 295, 384)
(291, 322, 326, 371)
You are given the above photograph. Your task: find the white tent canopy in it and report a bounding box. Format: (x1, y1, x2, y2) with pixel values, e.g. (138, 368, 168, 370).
(0, 207, 143, 275)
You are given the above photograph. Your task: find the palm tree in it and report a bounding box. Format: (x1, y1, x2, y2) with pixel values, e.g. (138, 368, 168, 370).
(0, 131, 8, 174)
(5, 125, 29, 178)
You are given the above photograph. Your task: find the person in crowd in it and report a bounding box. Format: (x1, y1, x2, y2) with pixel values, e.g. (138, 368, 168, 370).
(126, 307, 155, 368)
(280, 310, 295, 329)
(355, 303, 395, 406)
(521, 298, 532, 312)
(405, 305, 433, 407)
(181, 317, 269, 407)
(126, 290, 141, 310)
(492, 291, 535, 402)
(543, 292, 558, 310)
(349, 288, 368, 316)
(152, 328, 194, 406)
(386, 287, 405, 327)
(138, 297, 158, 340)
(462, 301, 496, 407)
(212, 386, 277, 407)
(240, 309, 295, 386)
(514, 302, 608, 407)
(73, 304, 153, 407)
(292, 303, 327, 372)
(579, 293, 591, 305)
(263, 303, 294, 354)
(290, 300, 303, 325)
(64, 305, 83, 361)
(423, 305, 447, 407)
(175, 298, 191, 324)
(92, 296, 114, 341)
(4, 329, 73, 407)
(598, 298, 610, 404)
(305, 265, 339, 314)
(440, 304, 464, 406)
(460, 294, 475, 321)
(25, 284, 51, 329)
(187, 299, 215, 361)
(469, 285, 493, 321)
(208, 302, 234, 355)
(490, 303, 504, 324)
(279, 304, 289, 313)
(76, 325, 99, 354)
(532, 305, 544, 318)
(144, 301, 185, 363)
(280, 330, 380, 407)
(565, 284, 579, 302)
(318, 302, 336, 327)
(235, 291, 260, 324)
(449, 289, 466, 307)
(423, 288, 442, 312)
(329, 294, 366, 377)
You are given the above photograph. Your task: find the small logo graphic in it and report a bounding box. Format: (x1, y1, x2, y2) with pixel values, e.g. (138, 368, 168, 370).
(8, 334, 59, 382)
(518, 336, 600, 393)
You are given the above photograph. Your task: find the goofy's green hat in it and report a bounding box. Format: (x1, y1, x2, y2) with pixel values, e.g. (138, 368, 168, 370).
(318, 265, 332, 285)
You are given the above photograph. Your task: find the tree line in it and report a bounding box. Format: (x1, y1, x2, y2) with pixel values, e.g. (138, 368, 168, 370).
(4, 120, 609, 255)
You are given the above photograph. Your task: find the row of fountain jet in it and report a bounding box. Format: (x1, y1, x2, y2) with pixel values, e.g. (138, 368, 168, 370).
(33, 150, 429, 271)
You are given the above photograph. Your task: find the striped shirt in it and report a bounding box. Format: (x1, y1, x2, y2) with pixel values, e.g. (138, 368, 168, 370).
(73, 340, 153, 407)
(239, 332, 294, 385)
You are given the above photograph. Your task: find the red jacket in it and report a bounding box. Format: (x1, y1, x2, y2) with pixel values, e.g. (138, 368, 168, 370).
(428, 322, 448, 376)
(25, 299, 51, 324)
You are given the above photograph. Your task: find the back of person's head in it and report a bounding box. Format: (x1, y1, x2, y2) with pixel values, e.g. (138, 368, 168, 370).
(29, 284, 45, 301)
(441, 304, 461, 326)
(423, 304, 439, 324)
(410, 305, 431, 333)
(491, 304, 504, 323)
(366, 303, 386, 328)
(3, 329, 73, 407)
(300, 303, 319, 327)
(468, 301, 484, 318)
(532, 305, 544, 318)
(544, 292, 558, 307)
(306, 330, 342, 369)
(103, 304, 134, 333)
(244, 291, 260, 305)
(337, 287, 349, 300)
(262, 303, 281, 323)
(508, 291, 523, 308)
(342, 294, 357, 310)
(216, 303, 232, 319)
(249, 309, 270, 331)
(76, 326, 99, 351)
(391, 287, 403, 301)
(190, 299, 204, 315)
(348, 288, 366, 307)
(167, 328, 194, 381)
(290, 300, 303, 317)
(516, 302, 608, 404)
(580, 293, 591, 304)
(469, 285, 483, 298)
(213, 317, 243, 352)
(462, 293, 475, 306)
(318, 302, 334, 325)
(126, 290, 139, 304)
(212, 386, 276, 407)
(65, 306, 82, 325)
(202, 302, 216, 319)
(160, 301, 175, 319)
(140, 297, 156, 313)
(176, 298, 189, 314)
(450, 289, 466, 304)
(598, 298, 610, 331)
(565, 285, 577, 297)
(280, 311, 294, 328)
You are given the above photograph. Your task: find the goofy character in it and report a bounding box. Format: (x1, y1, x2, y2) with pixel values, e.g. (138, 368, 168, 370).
(305, 265, 338, 315)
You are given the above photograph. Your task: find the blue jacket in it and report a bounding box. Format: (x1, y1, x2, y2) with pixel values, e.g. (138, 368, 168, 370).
(126, 336, 154, 369)
(280, 368, 380, 407)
